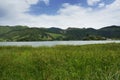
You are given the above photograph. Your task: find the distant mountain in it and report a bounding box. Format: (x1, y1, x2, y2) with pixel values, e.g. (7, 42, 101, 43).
(98, 25, 120, 39)
(47, 27, 64, 34)
(0, 25, 120, 41)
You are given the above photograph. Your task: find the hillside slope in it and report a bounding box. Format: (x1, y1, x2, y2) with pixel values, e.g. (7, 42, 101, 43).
(0, 25, 120, 41)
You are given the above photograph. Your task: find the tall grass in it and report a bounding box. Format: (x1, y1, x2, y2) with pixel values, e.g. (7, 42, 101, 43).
(0, 43, 120, 80)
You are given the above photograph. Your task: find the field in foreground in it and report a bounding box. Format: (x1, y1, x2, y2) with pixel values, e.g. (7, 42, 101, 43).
(0, 43, 120, 80)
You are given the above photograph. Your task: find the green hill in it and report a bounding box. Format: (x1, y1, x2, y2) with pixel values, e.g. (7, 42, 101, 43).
(98, 25, 120, 39)
(0, 25, 120, 41)
(0, 26, 65, 41)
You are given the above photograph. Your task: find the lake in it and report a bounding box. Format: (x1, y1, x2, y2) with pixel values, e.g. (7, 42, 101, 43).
(0, 40, 120, 47)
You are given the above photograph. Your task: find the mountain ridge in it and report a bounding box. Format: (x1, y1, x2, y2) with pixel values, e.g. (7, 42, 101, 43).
(0, 25, 120, 41)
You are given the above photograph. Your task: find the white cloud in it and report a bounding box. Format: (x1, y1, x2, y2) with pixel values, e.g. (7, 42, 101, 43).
(0, 0, 120, 29)
(0, 0, 49, 13)
(87, 0, 101, 6)
(43, 0, 50, 5)
(98, 2, 105, 8)
(106, 0, 120, 10)
(25, 0, 39, 4)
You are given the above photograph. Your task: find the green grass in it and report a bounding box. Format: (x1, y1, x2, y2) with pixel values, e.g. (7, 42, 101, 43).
(0, 43, 120, 80)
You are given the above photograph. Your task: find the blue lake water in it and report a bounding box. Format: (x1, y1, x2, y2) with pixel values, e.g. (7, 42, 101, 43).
(0, 40, 120, 47)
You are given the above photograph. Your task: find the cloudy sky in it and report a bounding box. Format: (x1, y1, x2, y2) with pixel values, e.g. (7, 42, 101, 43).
(0, 0, 120, 29)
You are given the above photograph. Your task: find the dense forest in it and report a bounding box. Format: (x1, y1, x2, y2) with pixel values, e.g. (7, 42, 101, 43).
(0, 25, 120, 41)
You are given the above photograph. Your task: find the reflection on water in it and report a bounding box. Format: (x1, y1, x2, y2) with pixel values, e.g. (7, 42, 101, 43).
(0, 40, 120, 47)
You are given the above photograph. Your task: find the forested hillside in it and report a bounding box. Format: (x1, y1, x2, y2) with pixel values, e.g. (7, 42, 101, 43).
(0, 25, 120, 41)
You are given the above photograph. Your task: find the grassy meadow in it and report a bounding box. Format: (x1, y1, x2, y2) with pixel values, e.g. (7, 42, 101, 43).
(0, 43, 120, 80)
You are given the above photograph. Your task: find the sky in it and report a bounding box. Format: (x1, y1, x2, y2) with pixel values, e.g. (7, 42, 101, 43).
(0, 0, 120, 29)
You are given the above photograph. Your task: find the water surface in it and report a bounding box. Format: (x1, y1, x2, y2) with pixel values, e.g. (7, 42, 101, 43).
(0, 40, 120, 47)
